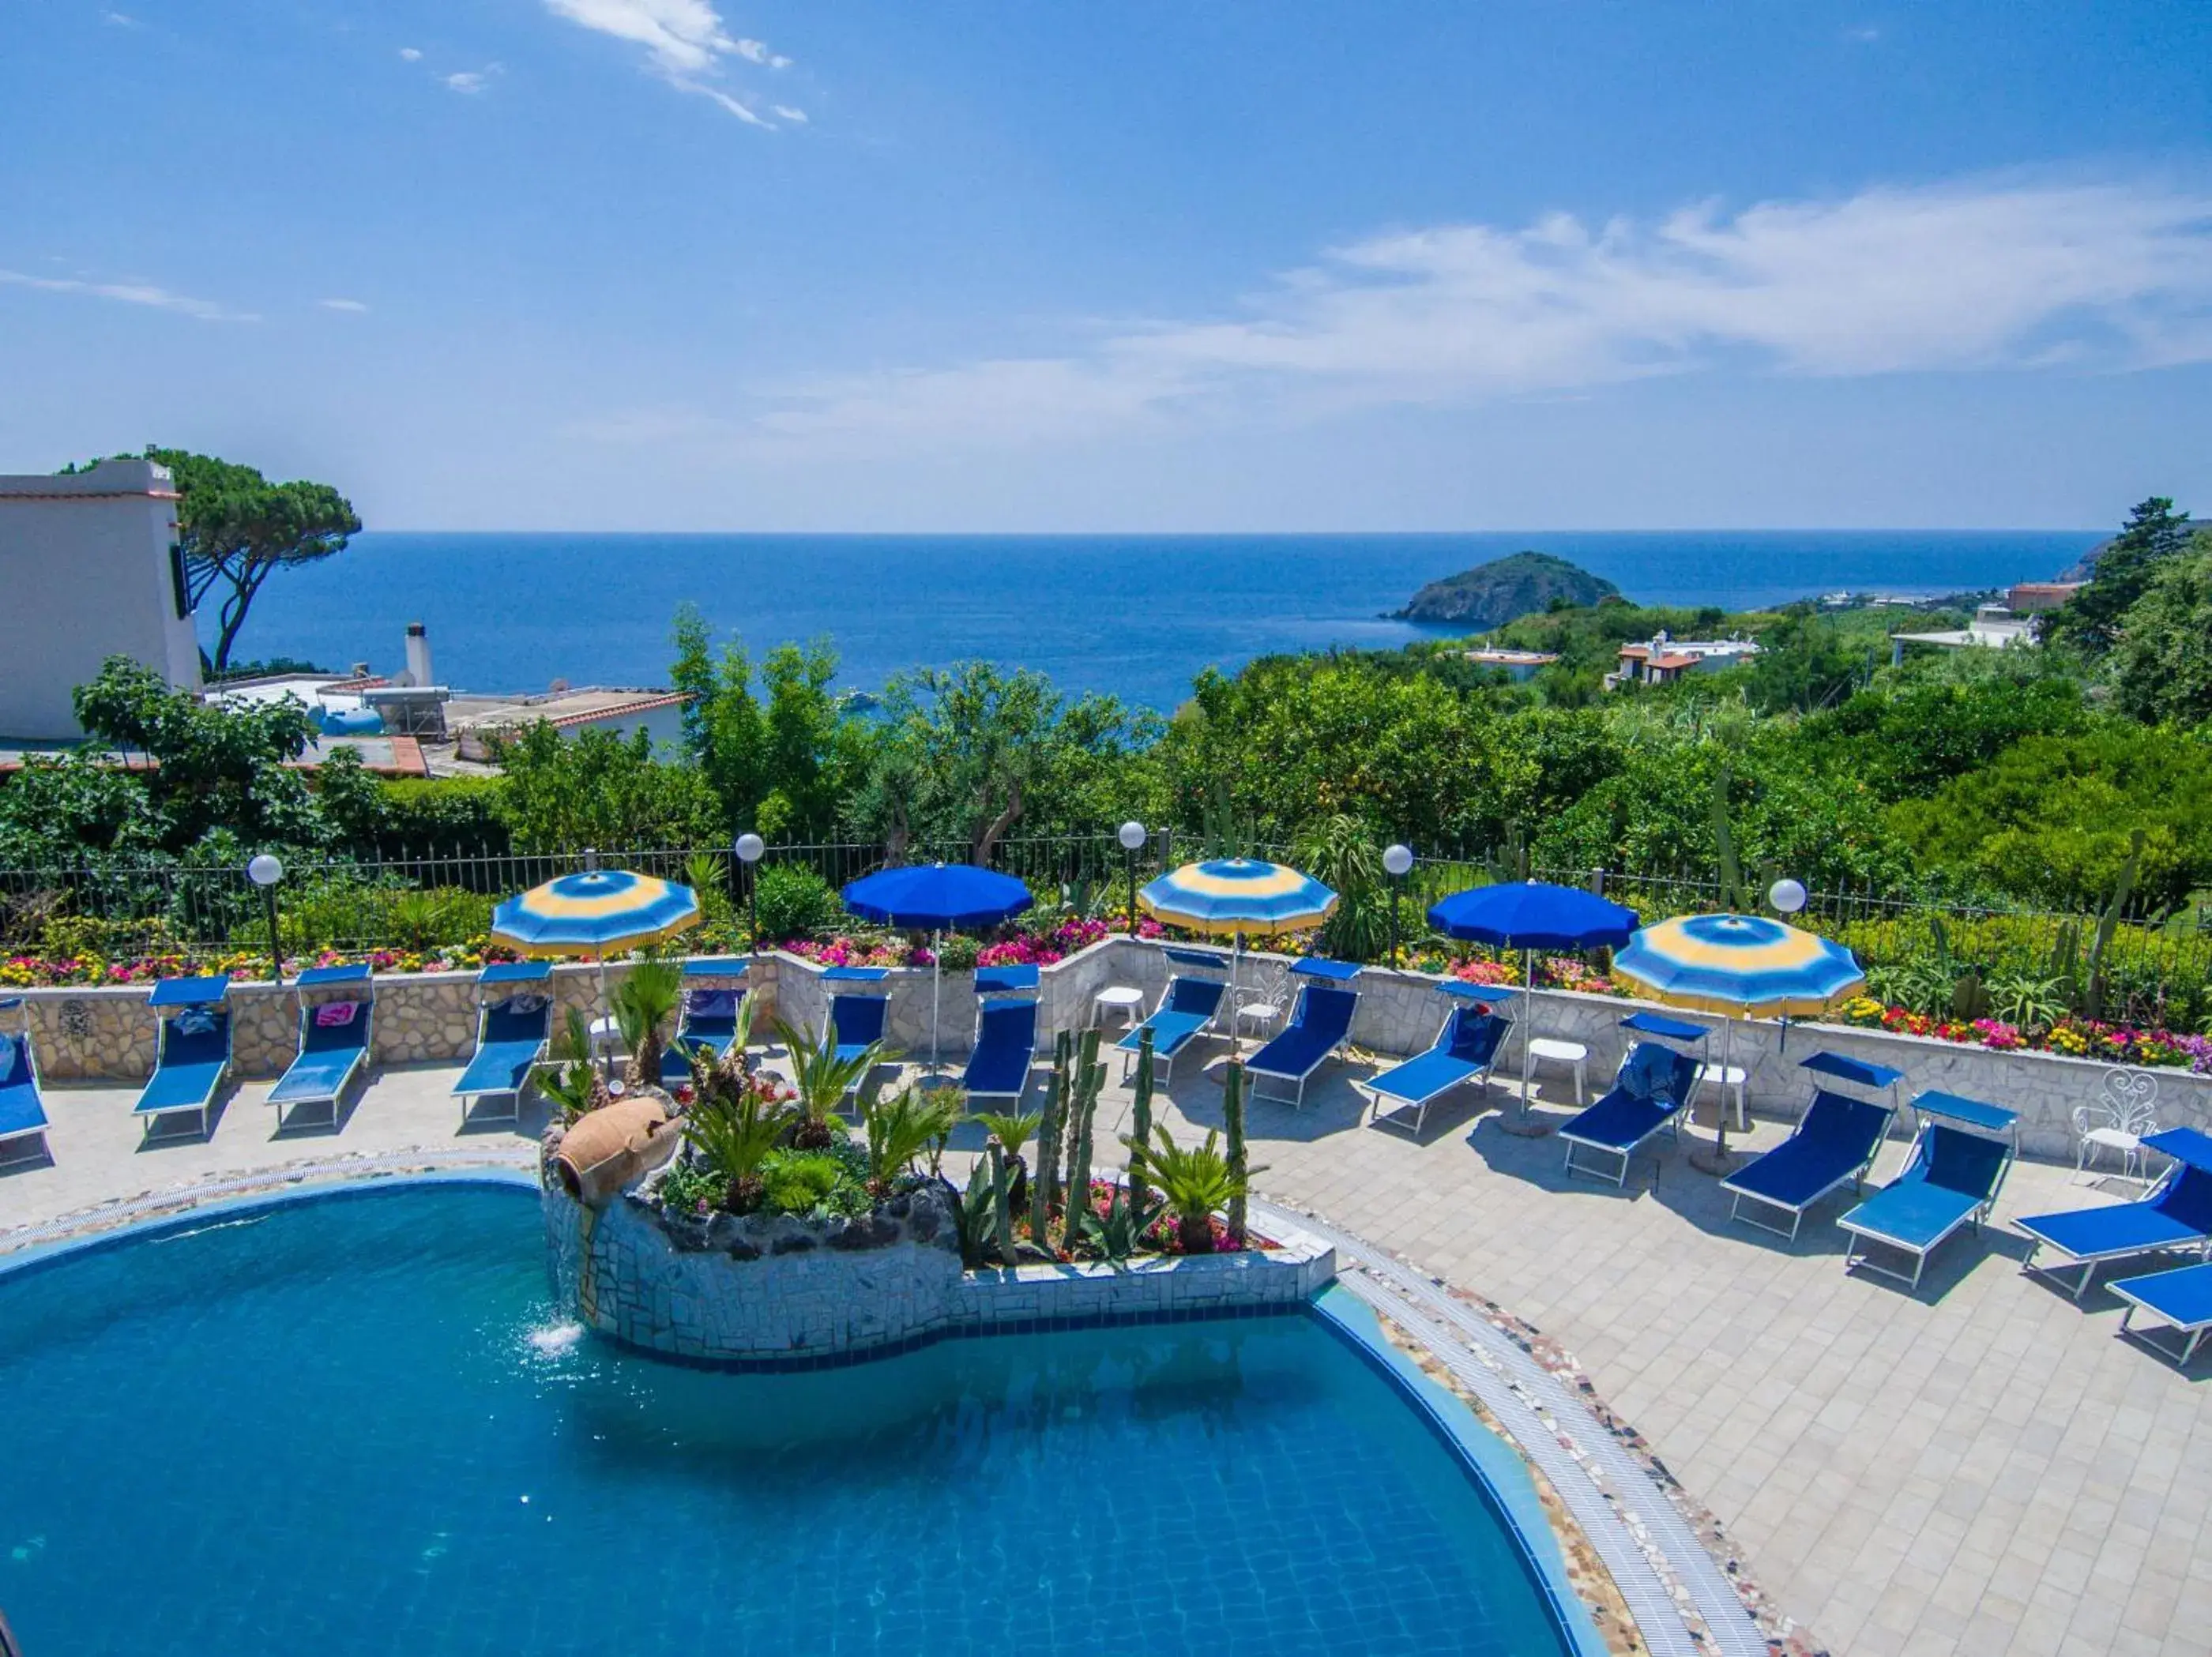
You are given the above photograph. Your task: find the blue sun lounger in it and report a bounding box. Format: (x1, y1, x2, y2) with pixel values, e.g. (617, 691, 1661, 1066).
(2016, 1126, 2212, 1300)
(133, 976, 234, 1141)
(1364, 1001, 1511, 1136)
(267, 964, 374, 1132)
(664, 959, 750, 1080)
(1559, 1043, 1702, 1187)
(962, 995, 1040, 1106)
(1246, 974, 1360, 1107)
(1721, 1051, 1902, 1240)
(1838, 1092, 2019, 1289)
(0, 1000, 50, 1166)
(453, 962, 554, 1125)
(1117, 964, 1228, 1084)
(2111, 1260, 2212, 1366)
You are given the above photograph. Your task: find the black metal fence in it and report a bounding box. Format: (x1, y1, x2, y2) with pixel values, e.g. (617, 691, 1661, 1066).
(2, 835, 2206, 1026)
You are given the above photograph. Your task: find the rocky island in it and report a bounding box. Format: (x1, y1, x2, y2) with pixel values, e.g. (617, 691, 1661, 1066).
(1390, 550, 1622, 627)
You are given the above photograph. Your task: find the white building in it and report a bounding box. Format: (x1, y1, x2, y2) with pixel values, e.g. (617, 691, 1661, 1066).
(0, 458, 201, 739)
(1604, 631, 1761, 690)
(1889, 603, 2038, 665)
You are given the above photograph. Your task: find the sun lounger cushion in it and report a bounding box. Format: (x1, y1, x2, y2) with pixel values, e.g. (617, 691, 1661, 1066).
(1249, 987, 1357, 1078)
(963, 999, 1037, 1096)
(1562, 1089, 1679, 1152)
(1725, 1092, 1890, 1211)
(2020, 1165, 2212, 1261)
(135, 1021, 229, 1115)
(270, 1010, 370, 1104)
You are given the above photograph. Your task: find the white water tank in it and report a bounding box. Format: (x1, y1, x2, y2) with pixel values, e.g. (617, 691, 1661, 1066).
(403, 622, 434, 688)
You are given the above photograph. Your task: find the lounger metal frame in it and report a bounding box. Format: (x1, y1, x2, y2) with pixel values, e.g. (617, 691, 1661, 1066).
(268, 968, 376, 1132)
(961, 996, 1040, 1107)
(134, 979, 235, 1143)
(1115, 975, 1226, 1084)
(1723, 1082, 1899, 1242)
(2111, 1264, 2212, 1366)
(1244, 985, 1358, 1107)
(453, 964, 554, 1125)
(1360, 1003, 1509, 1137)
(0, 1002, 49, 1167)
(2017, 1133, 2212, 1299)
(1559, 1045, 1698, 1187)
(1839, 1093, 2019, 1289)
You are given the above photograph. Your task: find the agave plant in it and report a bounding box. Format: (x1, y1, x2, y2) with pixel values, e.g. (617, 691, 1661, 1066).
(538, 1005, 606, 1121)
(1988, 969, 2069, 1031)
(1078, 1181, 1164, 1264)
(612, 956, 684, 1088)
(1123, 1125, 1262, 1255)
(683, 1076, 793, 1213)
(773, 1016, 886, 1148)
(863, 1085, 964, 1193)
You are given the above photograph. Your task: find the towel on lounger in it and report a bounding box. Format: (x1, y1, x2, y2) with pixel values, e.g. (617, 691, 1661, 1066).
(314, 1001, 359, 1028)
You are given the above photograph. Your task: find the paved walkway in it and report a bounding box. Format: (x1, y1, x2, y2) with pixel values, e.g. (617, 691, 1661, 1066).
(4, 1051, 2207, 1657)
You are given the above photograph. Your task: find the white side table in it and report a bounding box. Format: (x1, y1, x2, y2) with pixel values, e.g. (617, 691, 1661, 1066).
(1233, 996, 1285, 1041)
(1525, 1037, 1590, 1104)
(588, 1015, 625, 1054)
(1091, 986, 1146, 1031)
(1697, 1063, 1749, 1129)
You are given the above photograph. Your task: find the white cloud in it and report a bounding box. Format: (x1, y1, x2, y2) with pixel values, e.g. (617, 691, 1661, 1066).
(723, 175, 2212, 454)
(102, 10, 137, 27)
(319, 298, 370, 313)
(446, 69, 492, 94)
(0, 268, 257, 323)
(771, 104, 807, 123)
(543, 0, 796, 126)
(399, 47, 423, 62)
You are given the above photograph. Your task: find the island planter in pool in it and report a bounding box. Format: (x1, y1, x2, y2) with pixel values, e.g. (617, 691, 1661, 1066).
(540, 1111, 1334, 1368)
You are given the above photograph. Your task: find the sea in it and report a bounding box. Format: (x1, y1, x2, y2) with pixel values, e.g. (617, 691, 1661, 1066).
(240, 530, 2103, 713)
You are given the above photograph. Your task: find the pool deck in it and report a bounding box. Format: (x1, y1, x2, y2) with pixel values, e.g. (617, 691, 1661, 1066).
(4, 1052, 2208, 1657)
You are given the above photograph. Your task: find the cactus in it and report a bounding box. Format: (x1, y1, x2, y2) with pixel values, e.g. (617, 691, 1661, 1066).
(1032, 1030, 1070, 1246)
(1224, 1058, 1249, 1249)
(2084, 829, 2145, 1019)
(1129, 1028, 1157, 1214)
(2048, 920, 2081, 1006)
(988, 1143, 1014, 1264)
(1710, 761, 1745, 911)
(1951, 970, 1992, 1023)
(1059, 1029, 1105, 1255)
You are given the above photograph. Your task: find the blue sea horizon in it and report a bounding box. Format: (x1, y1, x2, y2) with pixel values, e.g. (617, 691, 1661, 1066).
(239, 529, 2103, 712)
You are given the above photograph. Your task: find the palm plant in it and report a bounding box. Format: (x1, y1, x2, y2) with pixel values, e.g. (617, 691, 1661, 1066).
(1294, 813, 1387, 961)
(1123, 1125, 1262, 1255)
(612, 956, 684, 1087)
(773, 1016, 886, 1147)
(971, 1109, 1043, 1160)
(683, 1078, 792, 1212)
(863, 1086, 964, 1193)
(539, 1005, 605, 1122)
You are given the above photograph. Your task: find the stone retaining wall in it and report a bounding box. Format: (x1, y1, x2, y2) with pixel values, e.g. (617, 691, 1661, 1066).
(13, 956, 785, 1081)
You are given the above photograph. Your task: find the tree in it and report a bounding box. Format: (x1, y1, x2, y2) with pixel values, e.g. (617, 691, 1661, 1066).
(70, 656, 325, 851)
(669, 605, 862, 839)
(858, 663, 1063, 863)
(130, 447, 359, 674)
(2047, 497, 2194, 656)
(2110, 535, 2212, 727)
(491, 722, 722, 853)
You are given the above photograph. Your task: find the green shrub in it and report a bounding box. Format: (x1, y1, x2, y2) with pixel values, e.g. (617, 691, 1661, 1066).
(752, 864, 845, 941)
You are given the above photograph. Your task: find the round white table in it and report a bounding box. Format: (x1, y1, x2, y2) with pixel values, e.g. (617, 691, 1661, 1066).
(1697, 1062, 1749, 1129)
(1525, 1037, 1590, 1104)
(1091, 986, 1146, 1031)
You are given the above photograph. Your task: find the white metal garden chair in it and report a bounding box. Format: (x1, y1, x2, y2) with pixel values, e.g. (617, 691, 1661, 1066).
(2074, 1068, 2159, 1184)
(1232, 960, 1290, 1047)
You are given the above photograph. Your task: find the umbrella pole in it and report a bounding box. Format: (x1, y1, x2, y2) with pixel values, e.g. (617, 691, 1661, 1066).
(1691, 1016, 1737, 1175)
(931, 930, 942, 1075)
(596, 950, 614, 1087)
(1499, 945, 1553, 1138)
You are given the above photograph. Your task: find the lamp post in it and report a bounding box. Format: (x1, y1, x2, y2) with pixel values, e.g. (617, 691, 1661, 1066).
(1768, 877, 1808, 915)
(1117, 820, 1147, 935)
(735, 833, 766, 951)
(1382, 843, 1414, 968)
(247, 854, 285, 986)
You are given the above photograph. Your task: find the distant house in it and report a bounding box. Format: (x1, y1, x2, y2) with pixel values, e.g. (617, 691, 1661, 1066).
(0, 458, 201, 739)
(1604, 632, 1760, 690)
(1889, 603, 2038, 664)
(2005, 581, 2082, 614)
(1463, 648, 1559, 682)
(449, 687, 696, 761)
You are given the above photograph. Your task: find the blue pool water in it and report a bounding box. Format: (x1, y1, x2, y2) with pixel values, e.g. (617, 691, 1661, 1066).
(0, 1186, 1578, 1657)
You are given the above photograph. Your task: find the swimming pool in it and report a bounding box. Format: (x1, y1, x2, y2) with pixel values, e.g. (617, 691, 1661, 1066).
(0, 1184, 1590, 1656)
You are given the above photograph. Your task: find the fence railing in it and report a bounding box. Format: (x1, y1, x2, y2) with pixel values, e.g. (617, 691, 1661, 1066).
(1, 836, 2205, 1027)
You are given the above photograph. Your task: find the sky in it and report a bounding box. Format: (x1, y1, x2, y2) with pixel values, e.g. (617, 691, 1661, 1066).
(2, 0, 2209, 532)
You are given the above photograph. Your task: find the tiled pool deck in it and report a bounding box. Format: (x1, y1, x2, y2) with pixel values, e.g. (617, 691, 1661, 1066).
(4, 1053, 2207, 1657)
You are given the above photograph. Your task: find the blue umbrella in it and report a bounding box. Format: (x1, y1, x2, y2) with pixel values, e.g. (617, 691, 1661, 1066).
(1428, 881, 1641, 1126)
(841, 864, 1033, 1071)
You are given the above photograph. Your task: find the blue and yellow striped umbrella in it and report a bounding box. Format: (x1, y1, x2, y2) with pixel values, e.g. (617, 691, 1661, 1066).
(1138, 858, 1337, 938)
(1612, 913, 1864, 1018)
(490, 870, 702, 958)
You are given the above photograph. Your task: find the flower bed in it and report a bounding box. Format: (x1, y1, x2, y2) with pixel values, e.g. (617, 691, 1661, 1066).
(777, 915, 1162, 971)
(0, 940, 522, 989)
(1838, 995, 2212, 1075)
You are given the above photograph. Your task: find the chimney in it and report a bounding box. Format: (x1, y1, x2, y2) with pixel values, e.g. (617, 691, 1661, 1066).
(404, 622, 434, 688)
